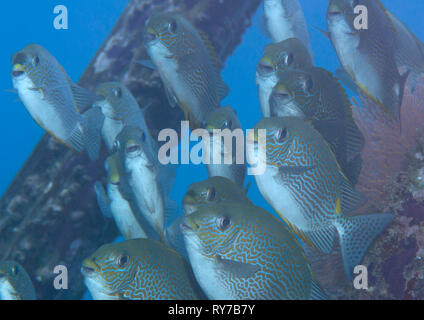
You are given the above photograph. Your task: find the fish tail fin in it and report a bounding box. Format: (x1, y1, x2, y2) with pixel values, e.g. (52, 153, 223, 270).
(336, 213, 394, 279)
(82, 106, 104, 161)
(310, 279, 330, 300)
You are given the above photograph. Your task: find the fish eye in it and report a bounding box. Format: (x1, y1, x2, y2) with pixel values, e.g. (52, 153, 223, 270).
(116, 254, 129, 267)
(32, 56, 40, 67)
(168, 20, 177, 33)
(10, 265, 18, 276)
(112, 87, 122, 98)
(275, 128, 288, 142)
(126, 143, 140, 154)
(217, 216, 231, 231)
(206, 187, 216, 201)
(284, 53, 294, 66)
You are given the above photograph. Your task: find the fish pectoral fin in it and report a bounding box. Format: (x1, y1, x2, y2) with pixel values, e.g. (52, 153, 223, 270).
(28, 87, 45, 99)
(339, 178, 367, 215)
(136, 59, 156, 70)
(215, 255, 260, 279)
(313, 25, 330, 39)
(165, 87, 178, 108)
(94, 182, 112, 218)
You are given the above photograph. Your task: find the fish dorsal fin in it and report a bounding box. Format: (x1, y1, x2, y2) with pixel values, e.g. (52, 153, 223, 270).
(283, 213, 335, 254)
(376, 0, 398, 36)
(319, 68, 365, 159)
(316, 67, 353, 117)
(215, 255, 260, 279)
(197, 29, 230, 100)
(198, 29, 220, 70)
(339, 178, 367, 215)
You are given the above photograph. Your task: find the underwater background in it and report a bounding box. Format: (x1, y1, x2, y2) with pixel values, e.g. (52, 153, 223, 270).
(1, 0, 424, 300)
(2, 0, 422, 210)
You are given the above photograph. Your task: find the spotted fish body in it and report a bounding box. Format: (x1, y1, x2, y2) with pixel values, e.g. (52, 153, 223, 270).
(11, 44, 103, 160)
(94, 82, 154, 154)
(94, 153, 148, 240)
(203, 106, 246, 187)
(270, 67, 364, 184)
(144, 13, 229, 129)
(263, 0, 312, 55)
(181, 202, 328, 300)
(248, 117, 394, 278)
(256, 38, 313, 117)
(81, 239, 199, 300)
(115, 126, 167, 240)
(0, 261, 36, 300)
(326, 0, 409, 121)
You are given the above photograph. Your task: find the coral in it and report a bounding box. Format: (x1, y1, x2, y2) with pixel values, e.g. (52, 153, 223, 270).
(352, 76, 424, 211)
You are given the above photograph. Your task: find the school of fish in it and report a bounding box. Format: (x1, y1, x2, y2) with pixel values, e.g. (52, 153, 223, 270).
(5, 0, 424, 300)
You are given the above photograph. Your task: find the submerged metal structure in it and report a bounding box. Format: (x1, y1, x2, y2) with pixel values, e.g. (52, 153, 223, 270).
(0, 0, 262, 299)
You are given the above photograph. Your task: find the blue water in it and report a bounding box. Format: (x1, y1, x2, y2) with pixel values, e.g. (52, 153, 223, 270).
(2, 0, 423, 203)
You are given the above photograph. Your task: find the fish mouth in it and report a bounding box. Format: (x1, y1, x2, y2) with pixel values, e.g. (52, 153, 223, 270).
(180, 216, 199, 233)
(327, 10, 342, 16)
(11, 64, 25, 78)
(81, 259, 99, 277)
(183, 203, 197, 216)
(144, 27, 159, 45)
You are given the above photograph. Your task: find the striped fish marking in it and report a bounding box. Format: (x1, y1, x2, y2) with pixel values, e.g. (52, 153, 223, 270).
(81, 239, 199, 300)
(182, 202, 328, 300)
(250, 117, 394, 279)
